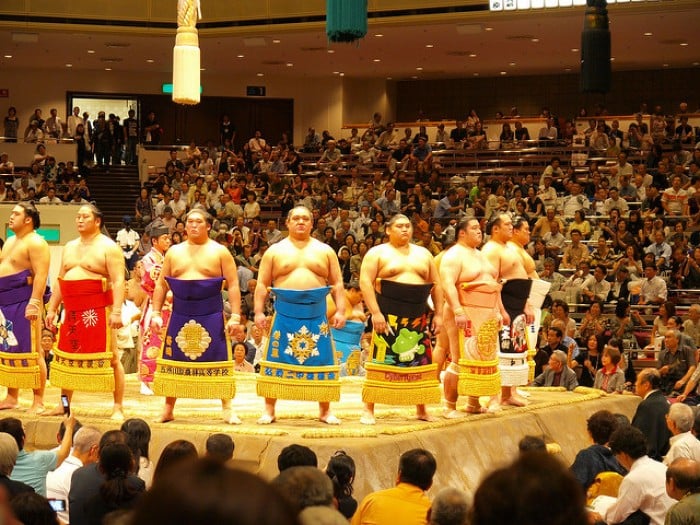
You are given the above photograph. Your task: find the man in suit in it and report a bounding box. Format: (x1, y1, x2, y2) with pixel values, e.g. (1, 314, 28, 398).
(631, 368, 671, 461)
(530, 350, 578, 391)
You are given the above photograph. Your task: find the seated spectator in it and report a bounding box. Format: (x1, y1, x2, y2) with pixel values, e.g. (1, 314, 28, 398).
(540, 258, 565, 292)
(352, 449, 436, 525)
(572, 334, 605, 388)
(637, 263, 668, 306)
(531, 350, 578, 390)
(326, 450, 357, 519)
(0, 415, 74, 496)
(578, 302, 606, 341)
(560, 229, 589, 269)
(204, 434, 234, 464)
(83, 442, 144, 524)
(152, 440, 198, 486)
(120, 419, 153, 489)
(593, 345, 626, 394)
(427, 487, 470, 525)
(272, 466, 340, 520)
(0, 432, 33, 498)
(278, 444, 317, 472)
(664, 458, 700, 525)
(472, 452, 588, 525)
(663, 403, 700, 465)
(570, 410, 626, 490)
(658, 329, 696, 395)
(644, 231, 673, 270)
(46, 426, 101, 523)
(631, 368, 671, 461)
(69, 430, 145, 525)
(592, 425, 675, 525)
(542, 220, 566, 258)
(518, 435, 547, 454)
(9, 492, 59, 525)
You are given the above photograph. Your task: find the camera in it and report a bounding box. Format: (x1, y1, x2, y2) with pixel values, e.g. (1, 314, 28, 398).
(48, 499, 66, 512)
(61, 394, 70, 416)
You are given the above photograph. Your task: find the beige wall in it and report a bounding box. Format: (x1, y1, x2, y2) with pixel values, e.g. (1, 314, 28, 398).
(2, 69, 392, 146)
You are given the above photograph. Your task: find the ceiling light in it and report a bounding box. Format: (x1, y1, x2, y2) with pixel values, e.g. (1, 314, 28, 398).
(564, 67, 572, 72)
(610, 57, 615, 61)
(104, 67, 112, 71)
(256, 72, 264, 76)
(531, 38, 540, 43)
(509, 62, 516, 66)
(374, 33, 384, 37)
(662, 63, 669, 67)
(146, 59, 154, 63)
(694, 62, 700, 66)
(469, 53, 477, 58)
(411, 75, 418, 79)
(200, 67, 206, 71)
(339, 72, 345, 76)
(327, 49, 335, 54)
(332, 71, 339, 74)
(3, 55, 11, 59)
(500, 71, 507, 75)
(387, 77, 392, 80)
(65, 63, 72, 67)
(87, 49, 95, 54)
(425, 44, 434, 48)
(236, 54, 245, 58)
(416, 67, 423, 71)
(643, 32, 653, 36)
(571, 48, 579, 52)
(373, 58, 381, 62)
(272, 39, 281, 44)
(484, 27, 493, 31)
(286, 62, 293, 67)
(680, 42, 688, 46)
(473, 73, 479, 76)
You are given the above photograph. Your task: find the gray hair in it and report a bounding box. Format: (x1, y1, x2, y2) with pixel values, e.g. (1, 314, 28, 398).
(429, 487, 470, 525)
(73, 426, 102, 454)
(552, 350, 568, 365)
(272, 466, 333, 512)
(668, 403, 694, 433)
(0, 432, 18, 476)
(298, 506, 348, 525)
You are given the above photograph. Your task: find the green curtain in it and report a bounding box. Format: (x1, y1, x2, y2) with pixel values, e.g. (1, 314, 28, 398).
(326, 0, 367, 43)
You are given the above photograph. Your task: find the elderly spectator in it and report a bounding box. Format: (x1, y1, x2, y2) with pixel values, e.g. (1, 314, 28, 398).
(664, 458, 700, 525)
(272, 466, 341, 519)
(664, 403, 700, 465)
(631, 368, 672, 461)
(0, 432, 34, 498)
(427, 487, 469, 525)
(580, 265, 611, 303)
(560, 229, 589, 269)
(658, 329, 697, 396)
(531, 350, 578, 390)
(645, 231, 673, 270)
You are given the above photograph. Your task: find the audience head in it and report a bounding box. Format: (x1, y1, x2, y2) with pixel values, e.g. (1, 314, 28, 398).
(0, 418, 24, 450)
(72, 426, 101, 464)
(470, 452, 587, 525)
(635, 367, 661, 397)
(665, 458, 700, 500)
(278, 444, 318, 472)
(272, 466, 334, 513)
(99, 442, 139, 506)
(586, 410, 619, 446)
(609, 425, 648, 468)
(0, 432, 19, 476)
(428, 487, 470, 525)
(325, 450, 355, 498)
(9, 492, 59, 525)
(205, 433, 235, 463)
(153, 439, 198, 483)
(120, 418, 151, 463)
(398, 448, 437, 491)
(666, 403, 694, 435)
(131, 459, 299, 525)
(518, 435, 547, 454)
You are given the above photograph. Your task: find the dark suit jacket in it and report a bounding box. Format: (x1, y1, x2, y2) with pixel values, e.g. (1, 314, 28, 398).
(69, 463, 145, 525)
(631, 390, 671, 461)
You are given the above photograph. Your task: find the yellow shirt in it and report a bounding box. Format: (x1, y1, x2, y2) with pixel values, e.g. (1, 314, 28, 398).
(351, 483, 431, 525)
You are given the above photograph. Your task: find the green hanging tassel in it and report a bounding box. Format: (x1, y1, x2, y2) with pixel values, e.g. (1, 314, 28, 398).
(326, 0, 368, 44)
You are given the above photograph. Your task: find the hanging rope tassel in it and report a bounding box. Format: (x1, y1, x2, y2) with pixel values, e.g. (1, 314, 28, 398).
(326, 0, 368, 44)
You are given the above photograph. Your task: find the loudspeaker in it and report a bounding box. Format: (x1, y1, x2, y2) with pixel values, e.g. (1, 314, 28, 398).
(580, 0, 611, 94)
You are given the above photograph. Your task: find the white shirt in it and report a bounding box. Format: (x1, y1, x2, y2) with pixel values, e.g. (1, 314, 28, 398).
(604, 456, 675, 525)
(664, 431, 700, 465)
(46, 454, 83, 523)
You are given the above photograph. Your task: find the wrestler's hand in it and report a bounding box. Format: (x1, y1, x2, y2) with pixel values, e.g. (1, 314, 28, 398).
(371, 312, 388, 335)
(24, 302, 41, 321)
(254, 312, 268, 331)
(524, 303, 535, 325)
(431, 313, 442, 336)
(227, 319, 243, 340)
(45, 310, 57, 330)
(330, 311, 346, 330)
(454, 312, 468, 331)
(150, 313, 163, 332)
(109, 312, 124, 330)
(500, 310, 511, 327)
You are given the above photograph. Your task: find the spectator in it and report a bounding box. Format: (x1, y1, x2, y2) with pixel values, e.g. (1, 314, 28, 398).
(581, 266, 611, 304)
(9, 492, 59, 525)
(593, 425, 675, 525)
(518, 436, 547, 454)
(427, 487, 469, 525)
(664, 458, 700, 525)
(116, 215, 140, 272)
(120, 419, 153, 489)
(570, 410, 626, 490)
(471, 452, 587, 525)
(637, 263, 668, 306)
(0, 415, 74, 496)
(593, 345, 626, 394)
(272, 466, 336, 515)
(0, 432, 33, 498)
(204, 434, 234, 464)
(631, 368, 672, 461)
(46, 426, 101, 523)
(278, 444, 318, 473)
(664, 403, 700, 465)
(325, 450, 357, 519)
(352, 448, 436, 525)
(531, 350, 578, 390)
(658, 329, 696, 395)
(130, 459, 298, 525)
(152, 440, 198, 485)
